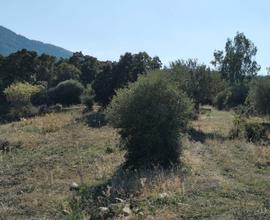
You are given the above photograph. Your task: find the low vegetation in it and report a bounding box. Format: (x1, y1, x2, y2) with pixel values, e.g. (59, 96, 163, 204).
(0, 31, 270, 220)
(230, 115, 269, 142)
(0, 107, 269, 219)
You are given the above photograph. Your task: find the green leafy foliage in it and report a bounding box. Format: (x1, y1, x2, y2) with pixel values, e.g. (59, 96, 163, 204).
(4, 82, 41, 106)
(246, 77, 270, 115)
(0, 49, 163, 120)
(3, 82, 41, 120)
(31, 88, 50, 106)
(170, 59, 225, 110)
(230, 116, 267, 142)
(7, 104, 39, 121)
(212, 32, 260, 84)
(92, 62, 115, 106)
(80, 84, 95, 111)
(214, 84, 249, 110)
(49, 80, 84, 106)
(93, 52, 162, 106)
(35, 54, 56, 83)
(0, 49, 39, 89)
(53, 62, 81, 86)
(106, 72, 193, 168)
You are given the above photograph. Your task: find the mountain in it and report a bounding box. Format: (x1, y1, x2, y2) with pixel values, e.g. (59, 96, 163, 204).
(0, 25, 73, 58)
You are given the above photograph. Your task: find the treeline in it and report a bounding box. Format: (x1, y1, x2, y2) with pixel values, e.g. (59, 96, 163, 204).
(0, 50, 162, 120)
(167, 32, 269, 117)
(0, 32, 269, 122)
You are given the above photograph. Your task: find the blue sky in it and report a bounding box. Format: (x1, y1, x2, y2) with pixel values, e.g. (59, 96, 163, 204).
(1, 0, 269, 73)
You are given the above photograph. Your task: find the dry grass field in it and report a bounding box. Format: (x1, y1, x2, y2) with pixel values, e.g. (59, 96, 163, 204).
(0, 107, 270, 219)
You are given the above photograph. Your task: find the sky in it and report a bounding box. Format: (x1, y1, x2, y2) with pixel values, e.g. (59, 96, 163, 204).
(0, 0, 269, 74)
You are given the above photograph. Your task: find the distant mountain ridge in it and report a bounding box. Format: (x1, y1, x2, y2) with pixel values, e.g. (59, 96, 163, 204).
(0, 25, 73, 58)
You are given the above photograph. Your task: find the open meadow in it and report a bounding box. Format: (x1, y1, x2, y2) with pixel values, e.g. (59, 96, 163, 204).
(0, 107, 269, 219)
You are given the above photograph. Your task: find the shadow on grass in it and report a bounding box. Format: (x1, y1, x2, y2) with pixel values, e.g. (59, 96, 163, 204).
(188, 128, 228, 143)
(70, 165, 187, 219)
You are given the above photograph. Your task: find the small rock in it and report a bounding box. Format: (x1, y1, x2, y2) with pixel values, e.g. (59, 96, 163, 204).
(70, 182, 79, 191)
(138, 211, 144, 216)
(122, 204, 132, 216)
(159, 192, 169, 199)
(99, 207, 109, 212)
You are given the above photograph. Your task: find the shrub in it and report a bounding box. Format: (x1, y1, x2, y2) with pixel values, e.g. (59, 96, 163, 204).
(246, 78, 270, 115)
(37, 104, 64, 115)
(230, 115, 267, 142)
(4, 82, 41, 107)
(3, 82, 41, 120)
(7, 105, 39, 121)
(170, 60, 225, 109)
(106, 72, 193, 168)
(80, 84, 95, 111)
(49, 80, 84, 106)
(31, 88, 51, 106)
(233, 105, 254, 117)
(214, 84, 248, 110)
(227, 84, 249, 108)
(244, 120, 267, 142)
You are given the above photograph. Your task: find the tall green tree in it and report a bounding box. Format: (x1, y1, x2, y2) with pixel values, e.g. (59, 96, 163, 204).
(53, 62, 81, 85)
(92, 61, 115, 106)
(170, 59, 225, 110)
(211, 32, 260, 84)
(93, 52, 162, 106)
(68, 52, 85, 68)
(36, 54, 56, 83)
(69, 52, 100, 85)
(114, 52, 162, 88)
(80, 56, 100, 85)
(0, 49, 39, 87)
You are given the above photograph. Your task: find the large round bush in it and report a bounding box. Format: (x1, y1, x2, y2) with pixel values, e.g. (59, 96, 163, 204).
(106, 72, 193, 168)
(49, 80, 84, 106)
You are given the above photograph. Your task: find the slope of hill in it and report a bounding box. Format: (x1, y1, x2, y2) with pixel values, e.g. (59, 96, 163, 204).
(0, 25, 72, 58)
